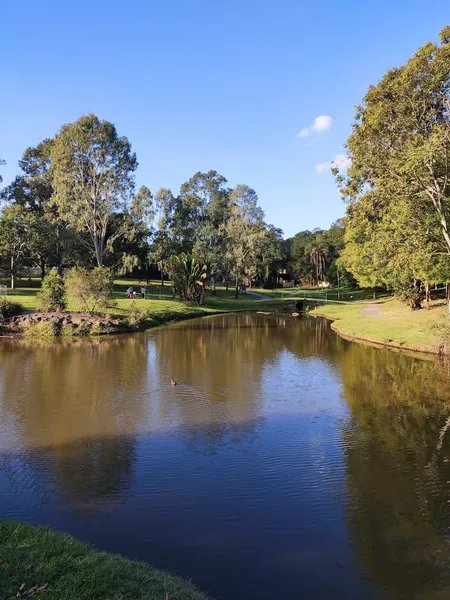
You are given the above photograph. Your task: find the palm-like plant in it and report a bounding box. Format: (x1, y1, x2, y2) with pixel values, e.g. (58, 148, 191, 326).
(168, 253, 207, 305)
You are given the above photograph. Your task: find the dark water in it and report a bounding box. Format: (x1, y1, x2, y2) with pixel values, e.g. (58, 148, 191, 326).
(2, 313, 450, 599)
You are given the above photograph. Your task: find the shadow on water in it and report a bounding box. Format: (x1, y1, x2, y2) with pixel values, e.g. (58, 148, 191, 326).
(1, 313, 450, 598)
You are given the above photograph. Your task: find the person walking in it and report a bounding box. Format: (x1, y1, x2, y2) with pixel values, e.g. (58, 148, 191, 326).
(140, 286, 147, 299)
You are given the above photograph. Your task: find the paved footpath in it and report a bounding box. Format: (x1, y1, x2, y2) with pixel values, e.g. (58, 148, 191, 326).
(244, 290, 271, 300)
(360, 302, 395, 319)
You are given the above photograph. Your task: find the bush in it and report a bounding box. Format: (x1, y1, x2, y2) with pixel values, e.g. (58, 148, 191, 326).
(0, 299, 23, 322)
(169, 253, 207, 304)
(36, 270, 67, 312)
(23, 321, 59, 338)
(390, 276, 423, 309)
(125, 302, 149, 329)
(65, 267, 115, 315)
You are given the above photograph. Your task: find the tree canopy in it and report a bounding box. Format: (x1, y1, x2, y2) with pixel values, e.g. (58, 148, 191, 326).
(51, 114, 140, 267)
(336, 26, 450, 306)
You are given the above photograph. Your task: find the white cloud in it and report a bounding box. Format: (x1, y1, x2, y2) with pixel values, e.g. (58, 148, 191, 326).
(315, 162, 330, 173)
(297, 127, 310, 138)
(315, 154, 351, 174)
(311, 115, 333, 133)
(297, 115, 332, 138)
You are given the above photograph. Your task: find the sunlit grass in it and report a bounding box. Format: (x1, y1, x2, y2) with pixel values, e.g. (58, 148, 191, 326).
(311, 297, 448, 353)
(4, 280, 288, 323)
(0, 521, 208, 600)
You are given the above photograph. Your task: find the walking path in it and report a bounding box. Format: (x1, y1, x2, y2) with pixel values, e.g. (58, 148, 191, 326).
(360, 302, 395, 319)
(244, 290, 271, 300)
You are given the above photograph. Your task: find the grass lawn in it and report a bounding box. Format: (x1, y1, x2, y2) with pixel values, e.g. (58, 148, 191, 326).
(0, 521, 208, 600)
(311, 296, 449, 354)
(294, 285, 390, 302)
(4, 279, 290, 328)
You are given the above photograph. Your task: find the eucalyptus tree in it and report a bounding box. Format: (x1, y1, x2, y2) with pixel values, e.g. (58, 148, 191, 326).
(51, 114, 142, 267)
(337, 26, 450, 308)
(225, 184, 267, 298)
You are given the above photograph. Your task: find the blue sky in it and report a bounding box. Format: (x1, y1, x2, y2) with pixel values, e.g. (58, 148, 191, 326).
(0, 0, 446, 238)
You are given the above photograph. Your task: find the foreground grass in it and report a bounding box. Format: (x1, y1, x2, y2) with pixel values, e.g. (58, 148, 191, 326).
(311, 297, 450, 354)
(0, 521, 208, 600)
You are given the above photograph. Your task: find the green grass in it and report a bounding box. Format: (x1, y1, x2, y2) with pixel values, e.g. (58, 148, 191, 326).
(311, 297, 450, 354)
(0, 521, 208, 600)
(294, 285, 389, 302)
(4, 279, 290, 334)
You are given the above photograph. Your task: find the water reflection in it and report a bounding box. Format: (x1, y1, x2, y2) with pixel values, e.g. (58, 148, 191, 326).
(338, 346, 450, 598)
(1, 314, 450, 598)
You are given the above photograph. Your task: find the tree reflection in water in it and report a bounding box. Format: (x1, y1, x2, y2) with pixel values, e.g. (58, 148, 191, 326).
(1, 315, 450, 598)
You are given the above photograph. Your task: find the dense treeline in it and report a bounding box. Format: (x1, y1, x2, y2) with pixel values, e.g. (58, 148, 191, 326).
(0, 115, 286, 297)
(284, 222, 354, 288)
(0, 114, 349, 301)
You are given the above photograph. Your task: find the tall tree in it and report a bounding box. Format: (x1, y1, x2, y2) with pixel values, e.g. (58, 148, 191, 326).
(51, 114, 138, 266)
(225, 184, 266, 298)
(0, 204, 29, 289)
(1, 139, 66, 277)
(337, 26, 450, 306)
(151, 188, 177, 286)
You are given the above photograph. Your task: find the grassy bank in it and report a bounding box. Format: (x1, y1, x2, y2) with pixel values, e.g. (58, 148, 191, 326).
(311, 297, 450, 354)
(1, 279, 291, 337)
(0, 521, 208, 600)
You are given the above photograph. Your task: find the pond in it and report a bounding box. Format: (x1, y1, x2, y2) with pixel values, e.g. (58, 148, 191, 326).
(1, 313, 450, 599)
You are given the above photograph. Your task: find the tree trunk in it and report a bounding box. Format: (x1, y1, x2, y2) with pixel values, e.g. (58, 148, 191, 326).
(161, 270, 164, 287)
(425, 282, 431, 310)
(94, 235, 103, 267)
(55, 225, 63, 275)
(447, 283, 450, 318)
(40, 259, 46, 281)
(410, 298, 422, 310)
(225, 275, 229, 291)
(235, 274, 239, 299)
(10, 255, 16, 290)
(372, 289, 376, 300)
(211, 277, 216, 296)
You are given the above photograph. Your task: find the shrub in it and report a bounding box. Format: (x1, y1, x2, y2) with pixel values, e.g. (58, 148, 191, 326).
(390, 275, 423, 309)
(168, 253, 207, 305)
(65, 267, 115, 315)
(36, 270, 67, 312)
(125, 302, 149, 329)
(23, 321, 59, 338)
(0, 299, 23, 322)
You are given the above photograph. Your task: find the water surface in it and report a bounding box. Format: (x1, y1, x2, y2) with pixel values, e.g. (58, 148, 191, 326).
(1, 313, 450, 599)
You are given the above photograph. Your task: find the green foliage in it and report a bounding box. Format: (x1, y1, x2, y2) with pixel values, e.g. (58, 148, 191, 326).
(389, 275, 423, 310)
(288, 222, 351, 287)
(23, 320, 59, 338)
(169, 253, 207, 304)
(0, 204, 29, 289)
(51, 114, 140, 266)
(0, 299, 22, 322)
(36, 269, 67, 312)
(337, 26, 450, 305)
(225, 184, 269, 296)
(125, 302, 150, 329)
(65, 267, 115, 314)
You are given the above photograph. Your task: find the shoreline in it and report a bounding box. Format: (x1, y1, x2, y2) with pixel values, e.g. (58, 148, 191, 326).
(2, 301, 293, 340)
(0, 521, 208, 600)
